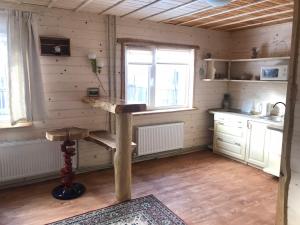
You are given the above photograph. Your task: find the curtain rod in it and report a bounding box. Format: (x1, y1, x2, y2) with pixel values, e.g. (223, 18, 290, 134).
(117, 38, 200, 50)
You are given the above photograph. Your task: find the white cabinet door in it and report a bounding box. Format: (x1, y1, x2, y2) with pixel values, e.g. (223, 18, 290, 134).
(246, 121, 268, 168)
(263, 129, 283, 177)
(214, 132, 246, 160)
(213, 114, 247, 161)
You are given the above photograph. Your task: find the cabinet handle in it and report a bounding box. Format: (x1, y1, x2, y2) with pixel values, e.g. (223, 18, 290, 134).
(247, 121, 252, 129)
(218, 122, 224, 125)
(234, 142, 241, 146)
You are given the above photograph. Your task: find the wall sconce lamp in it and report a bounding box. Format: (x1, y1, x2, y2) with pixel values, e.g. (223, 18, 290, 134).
(88, 53, 103, 74)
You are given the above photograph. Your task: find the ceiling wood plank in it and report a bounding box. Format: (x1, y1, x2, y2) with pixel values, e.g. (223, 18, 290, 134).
(140, 0, 198, 21)
(74, 0, 94, 12)
(98, 0, 127, 15)
(179, 0, 270, 25)
(160, 0, 240, 23)
(195, 2, 294, 28)
(160, 5, 212, 23)
(48, 0, 59, 8)
(211, 9, 293, 29)
(120, 0, 163, 18)
(227, 16, 293, 31)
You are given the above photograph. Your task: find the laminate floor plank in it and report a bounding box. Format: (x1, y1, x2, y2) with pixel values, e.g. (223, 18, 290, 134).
(0, 150, 278, 225)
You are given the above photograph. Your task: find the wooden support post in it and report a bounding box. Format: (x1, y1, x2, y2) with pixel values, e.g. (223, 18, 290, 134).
(82, 97, 146, 201)
(114, 113, 132, 202)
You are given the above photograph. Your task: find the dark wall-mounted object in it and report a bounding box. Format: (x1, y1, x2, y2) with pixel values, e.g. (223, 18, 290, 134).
(87, 87, 100, 97)
(40, 37, 70, 56)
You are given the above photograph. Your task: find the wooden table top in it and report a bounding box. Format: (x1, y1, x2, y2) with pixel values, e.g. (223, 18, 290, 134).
(82, 97, 146, 114)
(46, 127, 89, 141)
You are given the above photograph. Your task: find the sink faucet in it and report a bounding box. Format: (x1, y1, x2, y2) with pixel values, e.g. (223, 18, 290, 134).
(273, 102, 286, 108)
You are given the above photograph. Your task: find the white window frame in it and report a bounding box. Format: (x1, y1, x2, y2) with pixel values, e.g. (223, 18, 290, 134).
(0, 15, 9, 123)
(125, 45, 195, 110)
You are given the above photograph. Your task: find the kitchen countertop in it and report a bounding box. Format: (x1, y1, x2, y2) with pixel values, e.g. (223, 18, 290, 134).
(209, 108, 284, 132)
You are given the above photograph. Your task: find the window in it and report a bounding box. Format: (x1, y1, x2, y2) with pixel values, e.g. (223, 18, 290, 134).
(0, 10, 45, 127)
(0, 12, 9, 122)
(125, 46, 194, 110)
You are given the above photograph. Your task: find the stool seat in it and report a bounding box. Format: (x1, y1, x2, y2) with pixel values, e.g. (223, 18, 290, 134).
(46, 127, 89, 141)
(45, 127, 89, 200)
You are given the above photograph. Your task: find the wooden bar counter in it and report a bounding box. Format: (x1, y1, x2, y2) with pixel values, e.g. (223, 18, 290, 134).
(82, 97, 146, 202)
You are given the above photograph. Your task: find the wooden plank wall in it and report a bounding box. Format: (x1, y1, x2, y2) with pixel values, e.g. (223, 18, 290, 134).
(0, 4, 230, 169)
(0, 4, 113, 169)
(230, 22, 292, 59)
(0, 3, 292, 171)
(228, 22, 292, 110)
(116, 18, 231, 148)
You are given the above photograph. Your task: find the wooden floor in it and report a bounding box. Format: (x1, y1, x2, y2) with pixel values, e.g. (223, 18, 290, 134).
(0, 150, 278, 225)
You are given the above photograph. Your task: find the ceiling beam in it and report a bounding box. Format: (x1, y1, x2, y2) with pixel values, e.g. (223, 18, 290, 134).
(48, 0, 59, 8)
(211, 9, 293, 29)
(227, 16, 293, 31)
(195, 2, 294, 28)
(74, 0, 94, 12)
(160, 0, 239, 23)
(98, 0, 127, 15)
(140, 0, 198, 21)
(120, 0, 163, 18)
(179, 0, 269, 25)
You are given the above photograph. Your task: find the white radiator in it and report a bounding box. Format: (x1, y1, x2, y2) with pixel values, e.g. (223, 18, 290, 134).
(0, 139, 76, 182)
(136, 122, 184, 156)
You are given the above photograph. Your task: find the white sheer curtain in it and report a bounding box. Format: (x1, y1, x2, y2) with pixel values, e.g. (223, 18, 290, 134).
(7, 10, 45, 125)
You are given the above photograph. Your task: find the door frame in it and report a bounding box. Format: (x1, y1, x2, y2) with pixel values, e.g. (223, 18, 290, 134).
(276, 1, 300, 224)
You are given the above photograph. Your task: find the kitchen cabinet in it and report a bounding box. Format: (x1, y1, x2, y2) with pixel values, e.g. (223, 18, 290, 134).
(213, 114, 247, 161)
(246, 121, 268, 168)
(263, 128, 283, 177)
(211, 111, 283, 174)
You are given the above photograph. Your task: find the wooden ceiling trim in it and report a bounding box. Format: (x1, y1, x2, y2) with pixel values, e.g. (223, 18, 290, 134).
(98, 0, 127, 15)
(74, 0, 94, 12)
(211, 8, 293, 29)
(120, 0, 163, 18)
(140, 0, 198, 21)
(178, 0, 270, 26)
(195, 2, 294, 28)
(227, 16, 293, 31)
(47, 0, 59, 8)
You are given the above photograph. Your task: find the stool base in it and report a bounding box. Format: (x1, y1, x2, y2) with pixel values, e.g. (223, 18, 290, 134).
(52, 183, 86, 200)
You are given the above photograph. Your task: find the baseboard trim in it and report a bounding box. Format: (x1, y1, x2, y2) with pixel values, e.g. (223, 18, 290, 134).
(133, 145, 207, 163)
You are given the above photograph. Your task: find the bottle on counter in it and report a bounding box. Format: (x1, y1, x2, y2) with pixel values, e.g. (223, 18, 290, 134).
(222, 94, 231, 110)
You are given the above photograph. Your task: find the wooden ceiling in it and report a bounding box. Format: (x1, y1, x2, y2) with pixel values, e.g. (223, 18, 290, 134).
(1, 0, 294, 31)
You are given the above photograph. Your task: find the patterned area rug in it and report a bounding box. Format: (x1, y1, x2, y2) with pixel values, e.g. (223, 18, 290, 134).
(48, 195, 186, 225)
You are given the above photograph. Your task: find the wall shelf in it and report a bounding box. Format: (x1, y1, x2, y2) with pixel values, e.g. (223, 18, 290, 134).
(202, 79, 229, 82)
(203, 56, 290, 82)
(204, 56, 290, 62)
(201, 79, 288, 84)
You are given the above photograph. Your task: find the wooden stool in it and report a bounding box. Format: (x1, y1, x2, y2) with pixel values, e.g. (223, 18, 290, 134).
(46, 127, 89, 200)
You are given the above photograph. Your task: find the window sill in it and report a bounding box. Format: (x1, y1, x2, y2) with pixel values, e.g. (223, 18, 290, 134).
(132, 107, 197, 116)
(0, 122, 33, 129)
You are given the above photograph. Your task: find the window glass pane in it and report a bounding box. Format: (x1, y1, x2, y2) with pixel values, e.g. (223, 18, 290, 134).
(156, 49, 193, 64)
(0, 12, 9, 121)
(126, 64, 151, 104)
(125, 47, 194, 109)
(155, 64, 190, 107)
(127, 49, 152, 64)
